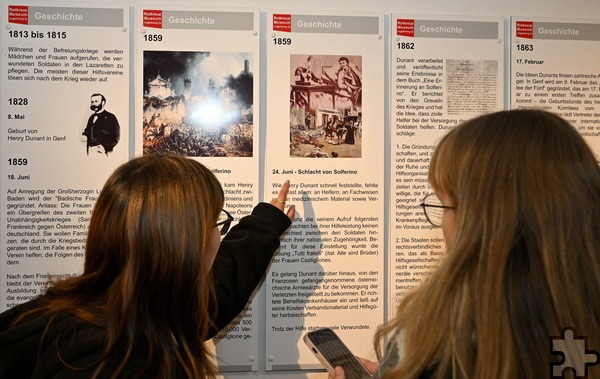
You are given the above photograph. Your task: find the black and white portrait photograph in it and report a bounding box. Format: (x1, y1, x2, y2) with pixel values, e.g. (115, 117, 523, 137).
(82, 93, 121, 156)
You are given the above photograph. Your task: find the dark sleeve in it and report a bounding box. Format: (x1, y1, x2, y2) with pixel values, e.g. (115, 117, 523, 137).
(0, 299, 48, 379)
(208, 202, 291, 336)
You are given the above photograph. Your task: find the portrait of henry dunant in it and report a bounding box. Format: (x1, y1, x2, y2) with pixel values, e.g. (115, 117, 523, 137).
(81, 93, 121, 155)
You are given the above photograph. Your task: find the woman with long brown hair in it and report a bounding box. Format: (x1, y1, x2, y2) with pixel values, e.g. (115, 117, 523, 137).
(0, 154, 294, 378)
(332, 110, 600, 379)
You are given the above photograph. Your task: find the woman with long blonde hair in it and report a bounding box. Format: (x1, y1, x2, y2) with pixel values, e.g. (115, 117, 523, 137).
(0, 155, 294, 378)
(333, 110, 600, 378)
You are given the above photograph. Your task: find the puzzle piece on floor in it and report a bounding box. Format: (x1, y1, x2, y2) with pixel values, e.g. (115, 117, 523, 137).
(551, 327, 600, 378)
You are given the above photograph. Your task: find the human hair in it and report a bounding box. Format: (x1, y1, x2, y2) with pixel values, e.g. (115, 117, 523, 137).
(91, 93, 106, 104)
(376, 110, 600, 378)
(338, 56, 349, 64)
(15, 154, 224, 378)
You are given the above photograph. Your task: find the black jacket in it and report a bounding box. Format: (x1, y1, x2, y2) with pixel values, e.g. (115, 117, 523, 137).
(82, 110, 120, 154)
(0, 202, 290, 378)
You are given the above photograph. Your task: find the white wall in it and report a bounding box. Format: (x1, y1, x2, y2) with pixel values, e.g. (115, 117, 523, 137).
(8, 1, 599, 378)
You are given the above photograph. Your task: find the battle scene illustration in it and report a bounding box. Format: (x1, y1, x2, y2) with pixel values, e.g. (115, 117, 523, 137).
(143, 51, 254, 157)
(289, 54, 363, 158)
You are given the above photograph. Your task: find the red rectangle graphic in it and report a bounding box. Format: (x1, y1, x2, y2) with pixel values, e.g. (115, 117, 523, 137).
(143, 9, 162, 29)
(273, 13, 291, 32)
(515, 21, 534, 39)
(397, 19, 414, 37)
(8, 5, 28, 25)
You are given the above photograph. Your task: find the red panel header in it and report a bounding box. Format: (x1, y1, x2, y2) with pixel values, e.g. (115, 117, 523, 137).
(516, 21, 534, 39)
(8, 5, 28, 25)
(143, 9, 162, 28)
(273, 14, 291, 32)
(397, 19, 415, 37)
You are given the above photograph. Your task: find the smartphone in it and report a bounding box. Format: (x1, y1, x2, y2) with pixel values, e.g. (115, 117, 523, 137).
(303, 328, 372, 379)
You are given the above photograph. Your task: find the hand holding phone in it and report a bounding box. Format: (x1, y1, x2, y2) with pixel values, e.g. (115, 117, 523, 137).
(303, 328, 372, 379)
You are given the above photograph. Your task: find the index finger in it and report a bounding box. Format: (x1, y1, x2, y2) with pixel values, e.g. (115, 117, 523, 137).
(328, 366, 345, 379)
(270, 180, 290, 210)
(277, 180, 290, 200)
(357, 357, 378, 374)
